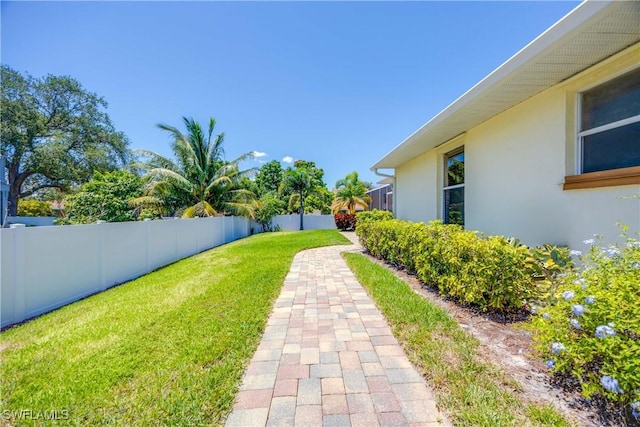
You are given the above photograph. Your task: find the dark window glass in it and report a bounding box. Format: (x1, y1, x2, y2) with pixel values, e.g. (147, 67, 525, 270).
(581, 68, 640, 131)
(446, 151, 464, 186)
(444, 187, 464, 225)
(444, 149, 464, 226)
(583, 121, 640, 173)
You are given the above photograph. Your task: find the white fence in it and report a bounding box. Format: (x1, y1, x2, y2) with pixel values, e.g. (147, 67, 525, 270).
(0, 214, 337, 328)
(271, 214, 336, 231)
(1, 217, 253, 328)
(7, 216, 56, 227)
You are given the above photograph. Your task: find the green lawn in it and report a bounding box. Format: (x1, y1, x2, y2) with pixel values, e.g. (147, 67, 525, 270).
(0, 230, 349, 426)
(343, 252, 570, 427)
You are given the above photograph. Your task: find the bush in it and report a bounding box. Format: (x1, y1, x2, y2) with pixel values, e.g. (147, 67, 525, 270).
(527, 231, 640, 420)
(355, 209, 393, 226)
(357, 218, 547, 313)
(255, 192, 283, 232)
(17, 199, 53, 217)
(334, 213, 356, 231)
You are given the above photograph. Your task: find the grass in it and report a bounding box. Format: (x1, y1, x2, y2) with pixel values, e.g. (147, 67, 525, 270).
(343, 252, 571, 427)
(0, 230, 349, 426)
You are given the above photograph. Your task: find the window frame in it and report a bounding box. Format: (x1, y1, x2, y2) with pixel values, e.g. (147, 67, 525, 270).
(442, 147, 465, 225)
(565, 67, 640, 190)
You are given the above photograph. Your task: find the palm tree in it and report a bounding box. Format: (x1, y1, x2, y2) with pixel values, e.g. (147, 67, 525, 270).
(332, 171, 371, 215)
(135, 117, 257, 218)
(283, 167, 312, 230)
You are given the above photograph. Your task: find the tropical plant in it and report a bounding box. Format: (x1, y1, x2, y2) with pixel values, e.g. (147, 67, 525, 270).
(332, 171, 371, 214)
(334, 213, 357, 231)
(136, 117, 257, 218)
(283, 167, 312, 230)
(278, 160, 332, 229)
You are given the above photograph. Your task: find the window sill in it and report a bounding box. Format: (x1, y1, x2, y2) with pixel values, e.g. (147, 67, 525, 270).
(563, 166, 640, 190)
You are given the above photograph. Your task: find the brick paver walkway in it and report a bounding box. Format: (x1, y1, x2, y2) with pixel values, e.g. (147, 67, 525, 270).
(225, 233, 449, 427)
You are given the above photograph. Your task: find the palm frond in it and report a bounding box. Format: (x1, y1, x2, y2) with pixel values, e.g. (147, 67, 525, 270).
(147, 168, 193, 191)
(135, 149, 181, 172)
(182, 201, 217, 218)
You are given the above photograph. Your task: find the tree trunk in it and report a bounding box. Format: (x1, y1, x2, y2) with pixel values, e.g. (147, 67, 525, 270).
(8, 186, 19, 217)
(6, 164, 26, 217)
(299, 190, 304, 231)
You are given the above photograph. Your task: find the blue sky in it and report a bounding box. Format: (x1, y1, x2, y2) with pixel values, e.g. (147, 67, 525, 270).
(2, 1, 580, 189)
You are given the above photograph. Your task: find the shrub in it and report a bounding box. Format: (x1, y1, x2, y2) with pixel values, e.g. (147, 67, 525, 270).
(334, 213, 356, 231)
(357, 218, 544, 312)
(255, 192, 283, 232)
(17, 199, 53, 217)
(527, 231, 640, 420)
(355, 209, 393, 226)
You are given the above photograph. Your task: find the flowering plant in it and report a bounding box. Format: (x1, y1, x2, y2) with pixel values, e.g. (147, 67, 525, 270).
(527, 228, 640, 419)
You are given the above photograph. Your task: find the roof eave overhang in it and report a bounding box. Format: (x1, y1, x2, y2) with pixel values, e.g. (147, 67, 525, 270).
(371, 0, 640, 171)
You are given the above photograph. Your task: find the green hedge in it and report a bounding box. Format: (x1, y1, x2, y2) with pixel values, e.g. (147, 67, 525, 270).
(356, 209, 394, 225)
(356, 215, 639, 420)
(355, 218, 545, 313)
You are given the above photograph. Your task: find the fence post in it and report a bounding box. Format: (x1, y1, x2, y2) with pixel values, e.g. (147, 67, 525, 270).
(144, 218, 151, 273)
(96, 221, 107, 290)
(174, 217, 179, 260)
(10, 224, 26, 325)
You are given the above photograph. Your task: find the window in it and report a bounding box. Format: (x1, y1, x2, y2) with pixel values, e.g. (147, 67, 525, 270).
(579, 67, 640, 174)
(443, 148, 464, 225)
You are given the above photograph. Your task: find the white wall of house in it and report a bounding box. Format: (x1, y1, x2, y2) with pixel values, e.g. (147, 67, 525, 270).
(395, 151, 439, 222)
(394, 43, 640, 250)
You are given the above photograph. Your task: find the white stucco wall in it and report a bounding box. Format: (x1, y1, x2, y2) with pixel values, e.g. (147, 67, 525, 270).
(465, 84, 639, 249)
(393, 43, 640, 250)
(395, 151, 438, 222)
(464, 86, 569, 245)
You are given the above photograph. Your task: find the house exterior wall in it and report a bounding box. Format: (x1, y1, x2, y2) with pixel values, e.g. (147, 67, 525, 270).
(394, 43, 640, 250)
(395, 150, 439, 222)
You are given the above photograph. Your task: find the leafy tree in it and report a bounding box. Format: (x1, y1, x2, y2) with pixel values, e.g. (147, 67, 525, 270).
(62, 170, 144, 224)
(17, 199, 53, 216)
(255, 160, 284, 196)
(305, 187, 334, 214)
(254, 192, 284, 232)
(137, 117, 257, 218)
(332, 171, 371, 214)
(0, 66, 130, 216)
(292, 160, 326, 190)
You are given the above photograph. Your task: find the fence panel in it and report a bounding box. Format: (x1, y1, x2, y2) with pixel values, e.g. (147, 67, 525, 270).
(7, 216, 56, 227)
(272, 214, 336, 231)
(1, 216, 252, 328)
(147, 219, 178, 271)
